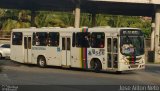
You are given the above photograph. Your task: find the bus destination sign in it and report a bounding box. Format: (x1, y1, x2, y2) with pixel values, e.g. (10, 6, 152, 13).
(120, 29, 143, 36)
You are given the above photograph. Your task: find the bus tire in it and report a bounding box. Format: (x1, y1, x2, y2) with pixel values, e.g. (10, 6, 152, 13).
(37, 56, 46, 68)
(116, 71, 122, 74)
(90, 59, 102, 72)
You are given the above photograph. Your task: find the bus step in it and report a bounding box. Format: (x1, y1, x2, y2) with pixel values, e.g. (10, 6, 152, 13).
(62, 65, 70, 68)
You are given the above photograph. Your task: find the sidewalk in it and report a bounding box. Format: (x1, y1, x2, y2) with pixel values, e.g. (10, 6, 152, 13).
(145, 63, 160, 66)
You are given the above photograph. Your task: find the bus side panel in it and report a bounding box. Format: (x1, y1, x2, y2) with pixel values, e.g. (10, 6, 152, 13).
(11, 45, 24, 63)
(31, 47, 47, 65)
(10, 31, 24, 63)
(118, 37, 123, 71)
(71, 47, 82, 68)
(87, 48, 107, 70)
(46, 47, 61, 66)
(30, 49, 37, 64)
(31, 46, 61, 66)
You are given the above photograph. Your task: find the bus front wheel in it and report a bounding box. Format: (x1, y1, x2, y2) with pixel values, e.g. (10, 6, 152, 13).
(37, 56, 46, 68)
(116, 71, 122, 74)
(90, 59, 102, 72)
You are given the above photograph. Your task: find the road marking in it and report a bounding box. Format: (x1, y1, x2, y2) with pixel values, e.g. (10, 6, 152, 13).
(0, 73, 12, 84)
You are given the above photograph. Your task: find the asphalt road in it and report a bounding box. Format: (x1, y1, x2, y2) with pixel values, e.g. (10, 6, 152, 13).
(0, 59, 159, 86)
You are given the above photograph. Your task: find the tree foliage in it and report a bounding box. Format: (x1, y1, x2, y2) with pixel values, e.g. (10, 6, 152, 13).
(0, 9, 151, 37)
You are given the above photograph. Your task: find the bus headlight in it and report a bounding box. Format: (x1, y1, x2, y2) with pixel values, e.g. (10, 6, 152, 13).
(124, 59, 129, 65)
(122, 57, 129, 65)
(124, 61, 128, 65)
(140, 59, 145, 64)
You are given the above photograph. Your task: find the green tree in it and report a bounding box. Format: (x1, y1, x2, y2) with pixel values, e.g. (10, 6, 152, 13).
(35, 11, 66, 27)
(0, 9, 152, 37)
(0, 9, 31, 33)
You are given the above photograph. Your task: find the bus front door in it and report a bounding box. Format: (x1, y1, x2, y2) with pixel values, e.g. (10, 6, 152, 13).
(107, 37, 118, 69)
(61, 37, 71, 66)
(24, 36, 32, 63)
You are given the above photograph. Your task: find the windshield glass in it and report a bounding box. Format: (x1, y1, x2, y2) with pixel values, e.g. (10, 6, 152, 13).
(120, 36, 144, 56)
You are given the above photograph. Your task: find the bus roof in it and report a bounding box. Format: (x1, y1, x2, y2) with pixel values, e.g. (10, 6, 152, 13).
(12, 27, 141, 33)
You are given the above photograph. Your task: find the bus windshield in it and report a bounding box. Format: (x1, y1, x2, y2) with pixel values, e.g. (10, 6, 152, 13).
(120, 36, 144, 56)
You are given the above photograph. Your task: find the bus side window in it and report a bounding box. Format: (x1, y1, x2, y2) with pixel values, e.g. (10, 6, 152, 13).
(35, 33, 40, 46)
(76, 32, 90, 48)
(113, 38, 118, 53)
(91, 32, 105, 48)
(107, 38, 111, 52)
(32, 33, 36, 46)
(113, 38, 118, 68)
(12, 32, 23, 45)
(36, 32, 47, 46)
(107, 38, 112, 68)
(72, 32, 75, 47)
(48, 32, 59, 47)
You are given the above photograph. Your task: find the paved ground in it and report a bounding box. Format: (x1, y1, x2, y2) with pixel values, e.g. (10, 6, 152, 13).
(0, 59, 160, 86)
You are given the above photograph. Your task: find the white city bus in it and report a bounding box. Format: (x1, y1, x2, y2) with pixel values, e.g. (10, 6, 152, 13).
(10, 27, 145, 72)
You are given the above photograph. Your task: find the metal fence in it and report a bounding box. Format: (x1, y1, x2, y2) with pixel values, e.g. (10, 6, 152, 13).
(0, 32, 10, 40)
(0, 32, 11, 44)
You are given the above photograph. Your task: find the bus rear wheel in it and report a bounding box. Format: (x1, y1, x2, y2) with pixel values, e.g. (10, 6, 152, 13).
(37, 56, 46, 68)
(90, 59, 102, 72)
(116, 71, 122, 74)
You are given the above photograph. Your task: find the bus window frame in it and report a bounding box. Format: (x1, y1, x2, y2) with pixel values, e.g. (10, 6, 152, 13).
(48, 32, 60, 47)
(72, 32, 76, 47)
(75, 32, 90, 48)
(34, 32, 48, 46)
(91, 32, 105, 48)
(12, 32, 23, 45)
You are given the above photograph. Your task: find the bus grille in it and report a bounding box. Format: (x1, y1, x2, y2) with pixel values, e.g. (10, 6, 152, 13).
(130, 65, 139, 68)
(127, 57, 141, 64)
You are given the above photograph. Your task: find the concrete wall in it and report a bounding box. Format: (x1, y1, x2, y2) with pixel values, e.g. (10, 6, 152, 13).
(145, 39, 160, 63)
(151, 0, 160, 4)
